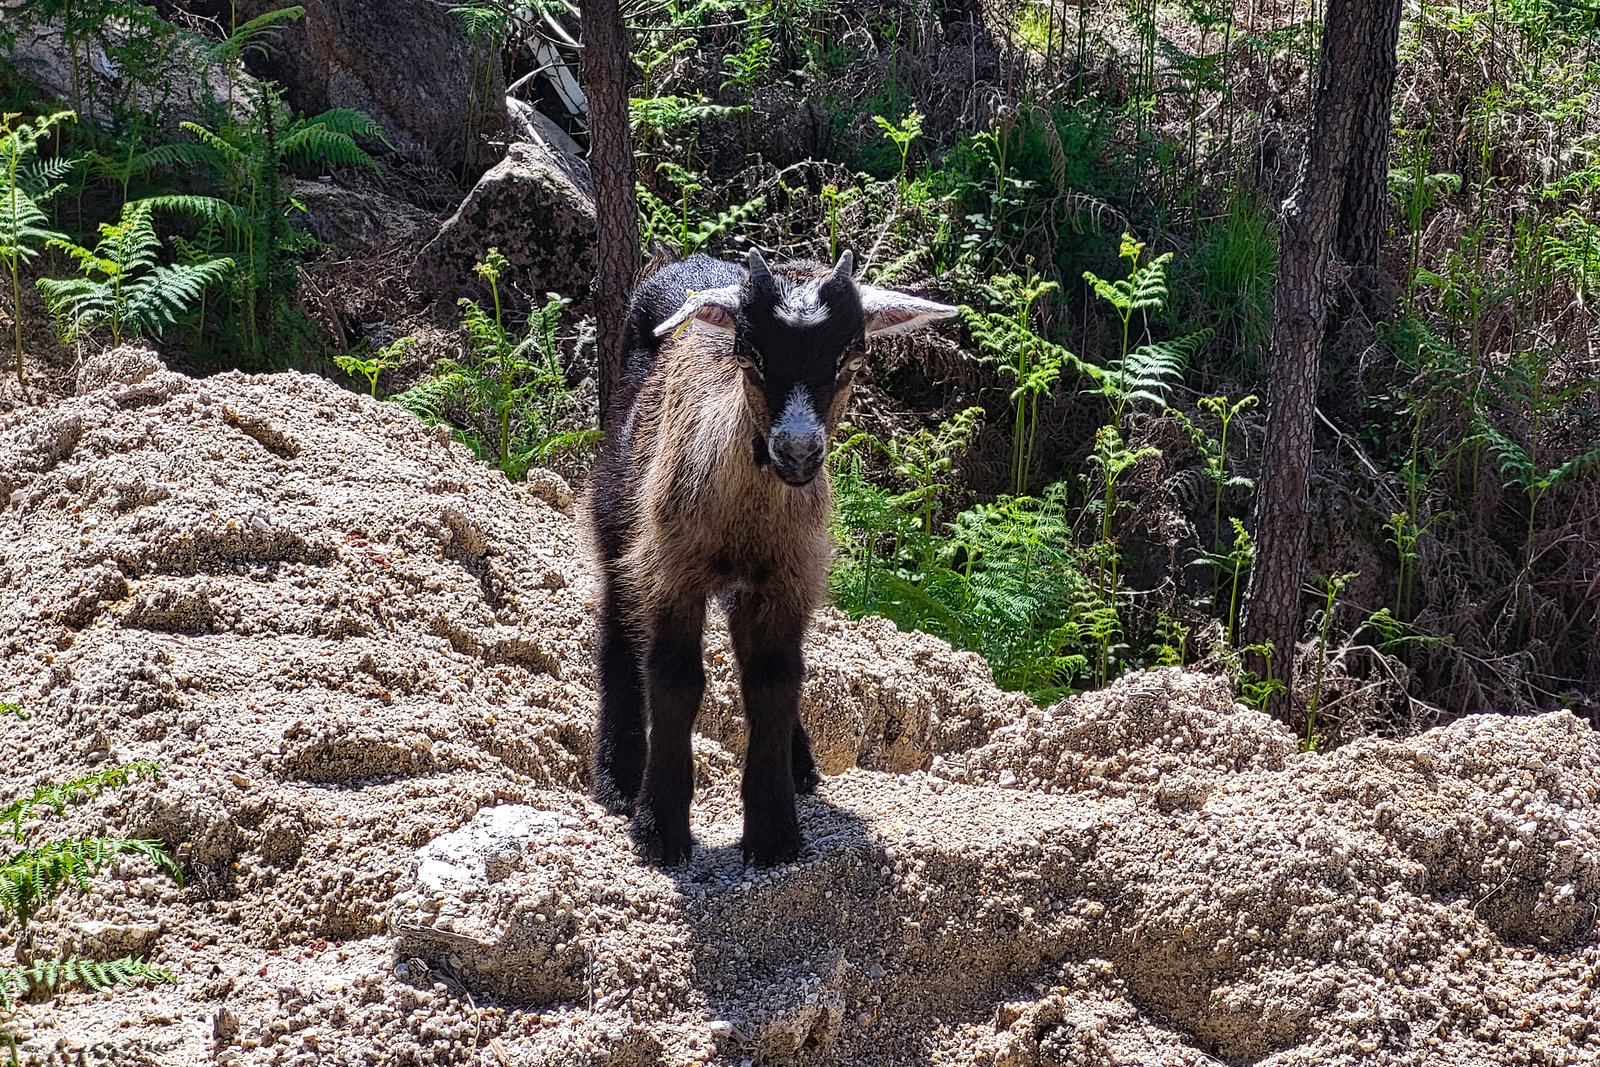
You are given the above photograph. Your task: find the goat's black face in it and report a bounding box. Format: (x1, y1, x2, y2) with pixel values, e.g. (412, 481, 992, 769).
(735, 258, 865, 487)
(650, 248, 959, 488)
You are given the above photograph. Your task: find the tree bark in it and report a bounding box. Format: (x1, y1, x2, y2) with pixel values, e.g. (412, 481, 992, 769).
(1335, 0, 1405, 273)
(581, 0, 639, 428)
(1241, 0, 1403, 722)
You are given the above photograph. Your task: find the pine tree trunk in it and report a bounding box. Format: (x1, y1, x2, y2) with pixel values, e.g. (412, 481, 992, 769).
(1336, 0, 1405, 273)
(1241, 0, 1403, 722)
(581, 0, 639, 428)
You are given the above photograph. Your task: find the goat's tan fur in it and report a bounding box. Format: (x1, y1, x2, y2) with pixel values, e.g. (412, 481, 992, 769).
(616, 323, 846, 625)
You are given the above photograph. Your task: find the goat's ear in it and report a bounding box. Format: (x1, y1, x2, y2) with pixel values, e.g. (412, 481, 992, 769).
(654, 285, 742, 338)
(858, 286, 960, 337)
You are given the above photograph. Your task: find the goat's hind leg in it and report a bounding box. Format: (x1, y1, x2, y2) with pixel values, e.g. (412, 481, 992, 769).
(593, 567, 647, 815)
(633, 596, 707, 866)
(729, 593, 806, 866)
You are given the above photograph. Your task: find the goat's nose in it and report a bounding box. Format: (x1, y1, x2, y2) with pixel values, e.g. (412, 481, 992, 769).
(772, 434, 823, 464)
(770, 433, 825, 482)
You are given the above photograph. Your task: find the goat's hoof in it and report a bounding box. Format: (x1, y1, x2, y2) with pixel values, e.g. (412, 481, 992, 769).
(740, 827, 804, 868)
(629, 813, 693, 867)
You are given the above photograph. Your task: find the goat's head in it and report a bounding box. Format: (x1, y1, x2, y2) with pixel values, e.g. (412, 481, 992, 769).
(654, 249, 957, 486)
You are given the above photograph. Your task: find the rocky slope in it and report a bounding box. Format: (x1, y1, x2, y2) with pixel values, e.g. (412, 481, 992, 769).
(0, 351, 1596, 1066)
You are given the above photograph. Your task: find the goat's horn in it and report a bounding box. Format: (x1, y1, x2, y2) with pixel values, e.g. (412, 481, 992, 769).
(747, 248, 772, 282)
(834, 249, 854, 279)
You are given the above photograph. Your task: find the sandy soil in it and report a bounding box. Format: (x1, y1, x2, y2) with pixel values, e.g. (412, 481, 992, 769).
(1, 349, 1596, 1066)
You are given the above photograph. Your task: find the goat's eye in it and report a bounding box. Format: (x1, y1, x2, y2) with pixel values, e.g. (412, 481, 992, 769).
(842, 354, 865, 374)
(736, 353, 759, 373)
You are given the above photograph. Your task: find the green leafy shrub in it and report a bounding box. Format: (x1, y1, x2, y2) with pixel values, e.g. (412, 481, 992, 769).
(396, 250, 595, 479)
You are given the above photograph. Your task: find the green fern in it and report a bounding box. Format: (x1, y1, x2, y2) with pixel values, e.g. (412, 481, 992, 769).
(1083, 231, 1173, 316)
(831, 455, 1103, 701)
(0, 956, 174, 1009)
(395, 251, 592, 478)
(1082, 233, 1211, 420)
(0, 760, 175, 936)
(37, 199, 232, 346)
(0, 762, 161, 841)
(1, 837, 177, 935)
(1103, 331, 1206, 410)
(1, 110, 75, 395)
(960, 271, 1089, 494)
(205, 5, 307, 67)
(145, 86, 388, 362)
(336, 335, 414, 398)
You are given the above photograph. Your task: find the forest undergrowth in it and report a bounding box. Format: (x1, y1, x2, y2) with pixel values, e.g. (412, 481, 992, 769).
(2, 0, 1598, 748)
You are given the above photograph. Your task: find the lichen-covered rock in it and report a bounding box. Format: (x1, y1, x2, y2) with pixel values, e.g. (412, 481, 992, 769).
(412, 140, 597, 312)
(1, 364, 1597, 1067)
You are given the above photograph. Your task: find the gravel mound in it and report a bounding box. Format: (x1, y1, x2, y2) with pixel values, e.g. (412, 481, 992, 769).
(1, 352, 1596, 1066)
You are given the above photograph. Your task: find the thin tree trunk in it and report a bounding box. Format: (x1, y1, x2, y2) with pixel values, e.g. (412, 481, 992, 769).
(582, 0, 639, 428)
(1242, 0, 1403, 722)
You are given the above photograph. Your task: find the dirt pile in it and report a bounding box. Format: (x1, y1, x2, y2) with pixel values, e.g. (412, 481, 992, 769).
(1, 353, 1596, 1066)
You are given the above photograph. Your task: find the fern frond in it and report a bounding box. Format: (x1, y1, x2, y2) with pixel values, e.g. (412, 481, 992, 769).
(0, 956, 174, 1009)
(0, 762, 161, 839)
(393, 368, 474, 421)
(1479, 421, 1533, 489)
(1127, 251, 1173, 309)
(1537, 441, 1600, 492)
(301, 108, 390, 143)
(123, 259, 233, 338)
(1081, 270, 1134, 313)
(451, 4, 513, 40)
(176, 122, 246, 170)
(207, 5, 305, 64)
(35, 275, 113, 340)
(17, 156, 75, 200)
(0, 185, 63, 265)
(1114, 329, 1207, 409)
(0, 837, 176, 931)
(277, 128, 374, 170)
(143, 194, 251, 242)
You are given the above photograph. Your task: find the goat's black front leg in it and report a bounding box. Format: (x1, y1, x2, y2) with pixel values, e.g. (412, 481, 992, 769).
(633, 596, 707, 866)
(729, 593, 807, 866)
(593, 567, 646, 815)
(791, 717, 820, 794)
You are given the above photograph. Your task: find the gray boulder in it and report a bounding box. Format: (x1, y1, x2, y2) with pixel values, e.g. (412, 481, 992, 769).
(412, 140, 597, 313)
(243, 0, 505, 176)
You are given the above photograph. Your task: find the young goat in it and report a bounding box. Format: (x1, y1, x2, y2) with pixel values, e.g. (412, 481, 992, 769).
(589, 248, 956, 866)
